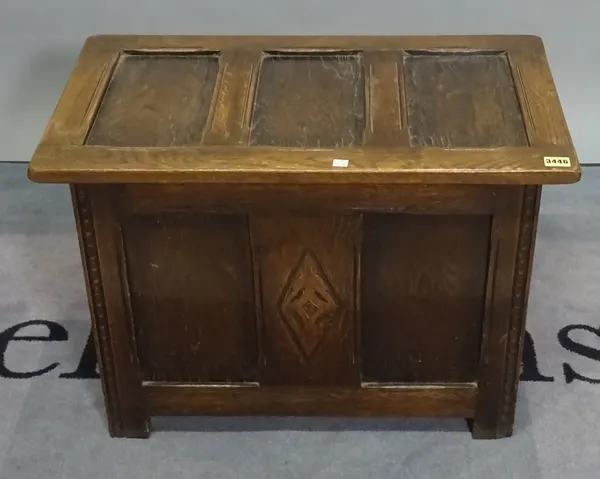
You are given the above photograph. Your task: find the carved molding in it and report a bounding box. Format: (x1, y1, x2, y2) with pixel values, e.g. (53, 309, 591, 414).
(277, 250, 341, 360)
(72, 185, 121, 434)
(501, 185, 539, 426)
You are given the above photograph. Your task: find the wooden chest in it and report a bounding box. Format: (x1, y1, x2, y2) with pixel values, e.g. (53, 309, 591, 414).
(28, 35, 580, 439)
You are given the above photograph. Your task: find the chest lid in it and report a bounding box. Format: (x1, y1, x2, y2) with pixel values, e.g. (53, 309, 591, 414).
(28, 35, 580, 185)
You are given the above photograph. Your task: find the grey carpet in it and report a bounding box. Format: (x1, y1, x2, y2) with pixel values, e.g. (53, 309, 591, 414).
(0, 163, 598, 478)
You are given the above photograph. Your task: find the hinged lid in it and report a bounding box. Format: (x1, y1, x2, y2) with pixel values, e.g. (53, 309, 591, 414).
(28, 35, 580, 185)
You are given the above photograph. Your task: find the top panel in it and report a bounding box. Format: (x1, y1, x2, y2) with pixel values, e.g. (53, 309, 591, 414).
(86, 53, 219, 147)
(29, 35, 580, 185)
(405, 53, 528, 148)
(249, 53, 365, 148)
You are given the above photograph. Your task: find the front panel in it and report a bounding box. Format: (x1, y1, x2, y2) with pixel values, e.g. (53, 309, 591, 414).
(122, 212, 258, 383)
(114, 186, 499, 390)
(250, 215, 361, 386)
(361, 214, 491, 383)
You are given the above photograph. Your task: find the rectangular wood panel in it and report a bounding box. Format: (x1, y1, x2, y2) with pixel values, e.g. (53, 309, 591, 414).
(250, 215, 361, 386)
(122, 212, 258, 382)
(361, 214, 491, 383)
(250, 53, 365, 147)
(404, 53, 528, 147)
(121, 184, 495, 215)
(31, 143, 580, 185)
(86, 53, 219, 146)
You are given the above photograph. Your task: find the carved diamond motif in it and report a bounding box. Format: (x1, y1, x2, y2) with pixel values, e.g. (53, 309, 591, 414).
(278, 251, 341, 359)
(301, 300, 319, 320)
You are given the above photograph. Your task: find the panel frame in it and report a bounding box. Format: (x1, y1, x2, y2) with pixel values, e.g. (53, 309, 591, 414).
(470, 185, 540, 439)
(119, 183, 497, 215)
(202, 50, 262, 145)
(73, 34, 551, 54)
(145, 383, 477, 417)
(363, 51, 409, 146)
(30, 144, 579, 185)
(76, 184, 150, 438)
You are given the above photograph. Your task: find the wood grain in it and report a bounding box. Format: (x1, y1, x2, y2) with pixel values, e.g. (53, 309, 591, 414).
(508, 50, 573, 146)
(88, 186, 150, 438)
(71, 185, 122, 436)
(500, 186, 541, 434)
(120, 183, 496, 215)
(29, 144, 581, 185)
(145, 384, 477, 417)
(83, 34, 545, 55)
(405, 53, 528, 147)
(202, 50, 261, 145)
(361, 214, 491, 383)
(363, 51, 408, 146)
(86, 53, 219, 146)
(471, 187, 523, 439)
(42, 46, 118, 145)
(122, 212, 258, 383)
(250, 53, 365, 147)
(250, 215, 361, 386)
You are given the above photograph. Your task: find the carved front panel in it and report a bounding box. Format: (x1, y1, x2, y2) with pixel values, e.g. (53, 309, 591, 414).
(250, 215, 361, 386)
(277, 251, 343, 360)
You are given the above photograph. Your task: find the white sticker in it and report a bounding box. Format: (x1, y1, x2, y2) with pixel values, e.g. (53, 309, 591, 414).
(332, 158, 349, 168)
(544, 156, 571, 168)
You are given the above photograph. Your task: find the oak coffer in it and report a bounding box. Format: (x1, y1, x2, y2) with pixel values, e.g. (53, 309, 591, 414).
(28, 35, 581, 439)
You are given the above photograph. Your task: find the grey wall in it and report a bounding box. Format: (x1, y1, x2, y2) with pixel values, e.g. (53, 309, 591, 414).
(2, 0, 598, 163)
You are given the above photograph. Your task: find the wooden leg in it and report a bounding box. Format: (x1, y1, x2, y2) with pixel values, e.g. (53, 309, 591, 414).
(468, 414, 513, 440)
(72, 185, 150, 438)
(471, 186, 539, 439)
(469, 364, 521, 439)
(469, 357, 521, 439)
